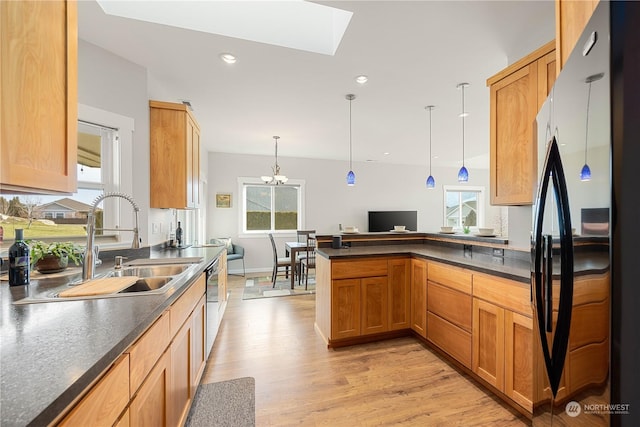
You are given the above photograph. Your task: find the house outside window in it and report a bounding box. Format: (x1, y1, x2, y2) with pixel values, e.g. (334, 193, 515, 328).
(443, 185, 485, 230)
(239, 178, 305, 234)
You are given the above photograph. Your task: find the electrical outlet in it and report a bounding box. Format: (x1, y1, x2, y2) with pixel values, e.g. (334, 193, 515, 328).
(152, 223, 160, 234)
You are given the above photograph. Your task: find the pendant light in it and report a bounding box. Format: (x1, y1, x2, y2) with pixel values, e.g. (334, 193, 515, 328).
(346, 94, 356, 186)
(425, 105, 436, 189)
(457, 82, 469, 182)
(580, 73, 604, 181)
(261, 136, 288, 185)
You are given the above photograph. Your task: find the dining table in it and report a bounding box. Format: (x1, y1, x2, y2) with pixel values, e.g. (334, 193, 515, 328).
(284, 241, 313, 289)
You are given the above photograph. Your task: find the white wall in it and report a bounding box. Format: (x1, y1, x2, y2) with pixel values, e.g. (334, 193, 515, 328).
(207, 152, 502, 273)
(78, 40, 175, 246)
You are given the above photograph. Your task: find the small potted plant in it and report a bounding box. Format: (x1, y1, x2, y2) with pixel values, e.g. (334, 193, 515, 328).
(28, 240, 84, 274)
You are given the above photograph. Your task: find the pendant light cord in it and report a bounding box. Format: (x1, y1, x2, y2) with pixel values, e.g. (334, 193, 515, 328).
(428, 107, 432, 175)
(585, 81, 592, 164)
(461, 85, 466, 167)
(349, 97, 353, 170)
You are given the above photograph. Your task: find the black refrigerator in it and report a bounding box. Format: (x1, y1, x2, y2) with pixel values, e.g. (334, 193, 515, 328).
(531, 2, 640, 425)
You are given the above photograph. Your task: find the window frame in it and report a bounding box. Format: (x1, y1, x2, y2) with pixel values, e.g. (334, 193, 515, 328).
(238, 177, 306, 237)
(442, 185, 485, 231)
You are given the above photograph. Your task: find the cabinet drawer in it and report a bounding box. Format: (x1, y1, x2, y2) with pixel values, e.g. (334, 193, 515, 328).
(574, 273, 610, 305)
(332, 259, 388, 280)
(427, 281, 472, 332)
(427, 312, 472, 368)
(59, 354, 130, 427)
(569, 300, 609, 350)
(473, 273, 531, 317)
(427, 262, 472, 294)
(128, 312, 170, 393)
(170, 274, 206, 337)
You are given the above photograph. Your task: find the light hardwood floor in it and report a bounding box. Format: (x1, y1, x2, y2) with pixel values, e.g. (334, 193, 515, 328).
(202, 274, 529, 426)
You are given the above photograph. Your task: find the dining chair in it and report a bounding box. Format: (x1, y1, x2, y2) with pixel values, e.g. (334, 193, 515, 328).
(299, 235, 316, 290)
(296, 229, 316, 244)
(268, 233, 299, 288)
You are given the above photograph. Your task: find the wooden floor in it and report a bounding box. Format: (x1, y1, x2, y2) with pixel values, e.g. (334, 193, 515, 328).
(202, 274, 529, 426)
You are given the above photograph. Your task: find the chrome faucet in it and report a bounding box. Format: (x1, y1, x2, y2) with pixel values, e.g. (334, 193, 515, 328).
(82, 192, 141, 281)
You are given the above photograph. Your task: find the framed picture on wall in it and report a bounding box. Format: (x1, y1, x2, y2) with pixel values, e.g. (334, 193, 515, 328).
(216, 193, 231, 208)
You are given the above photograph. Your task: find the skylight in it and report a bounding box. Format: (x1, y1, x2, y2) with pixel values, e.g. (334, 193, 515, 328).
(96, 0, 353, 56)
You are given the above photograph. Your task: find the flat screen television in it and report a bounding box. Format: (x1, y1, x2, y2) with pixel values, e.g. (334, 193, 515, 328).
(368, 210, 417, 232)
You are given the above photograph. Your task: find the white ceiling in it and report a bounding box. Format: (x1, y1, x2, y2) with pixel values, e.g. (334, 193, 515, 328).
(78, 1, 555, 170)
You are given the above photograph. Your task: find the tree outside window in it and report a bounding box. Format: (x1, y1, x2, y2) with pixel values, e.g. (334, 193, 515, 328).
(444, 186, 485, 230)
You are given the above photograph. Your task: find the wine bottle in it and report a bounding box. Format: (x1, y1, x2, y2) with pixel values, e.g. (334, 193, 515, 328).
(9, 228, 30, 286)
(176, 221, 183, 247)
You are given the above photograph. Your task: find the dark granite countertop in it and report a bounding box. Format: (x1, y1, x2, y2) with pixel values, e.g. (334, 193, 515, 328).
(317, 243, 610, 283)
(0, 245, 225, 427)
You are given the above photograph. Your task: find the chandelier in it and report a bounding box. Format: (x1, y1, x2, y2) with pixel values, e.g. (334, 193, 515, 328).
(261, 136, 288, 185)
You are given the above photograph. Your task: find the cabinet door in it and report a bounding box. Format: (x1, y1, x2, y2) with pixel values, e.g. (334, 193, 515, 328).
(387, 259, 410, 330)
(361, 276, 388, 336)
(505, 310, 533, 410)
(410, 259, 427, 338)
(186, 115, 200, 208)
(556, 0, 599, 71)
(537, 51, 557, 110)
(130, 350, 171, 427)
(489, 62, 539, 205)
(0, 0, 77, 193)
(191, 295, 207, 393)
(331, 279, 361, 339)
(170, 316, 193, 427)
(58, 354, 129, 427)
(472, 299, 505, 391)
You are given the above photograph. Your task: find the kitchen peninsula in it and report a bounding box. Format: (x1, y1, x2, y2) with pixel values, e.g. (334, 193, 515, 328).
(0, 245, 225, 426)
(314, 231, 609, 414)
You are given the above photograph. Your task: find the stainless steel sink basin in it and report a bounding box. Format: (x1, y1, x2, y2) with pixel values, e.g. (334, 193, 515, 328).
(13, 261, 200, 304)
(108, 265, 190, 278)
(119, 277, 173, 293)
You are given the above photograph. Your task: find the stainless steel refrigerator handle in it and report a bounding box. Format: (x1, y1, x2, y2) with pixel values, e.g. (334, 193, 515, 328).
(544, 235, 553, 333)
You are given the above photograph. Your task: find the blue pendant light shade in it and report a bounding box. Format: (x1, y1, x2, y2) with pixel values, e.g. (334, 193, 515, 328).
(346, 94, 356, 186)
(580, 73, 603, 181)
(425, 106, 436, 189)
(457, 83, 469, 182)
(580, 164, 591, 181)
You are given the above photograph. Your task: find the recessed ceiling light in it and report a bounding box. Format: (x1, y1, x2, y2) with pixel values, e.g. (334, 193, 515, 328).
(220, 53, 237, 64)
(356, 75, 368, 84)
(458, 112, 469, 118)
(383, 152, 390, 156)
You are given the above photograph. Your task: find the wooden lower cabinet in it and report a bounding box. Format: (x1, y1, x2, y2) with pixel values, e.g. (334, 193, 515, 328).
(130, 350, 171, 427)
(410, 258, 427, 338)
(361, 276, 389, 335)
(331, 276, 388, 338)
(170, 317, 193, 427)
(427, 312, 472, 368)
(388, 259, 410, 331)
(505, 311, 533, 410)
(331, 278, 361, 339)
(471, 273, 534, 411)
(472, 298, 505, 390)
(57, 273, 208, 427)
(58, 354, 130, 427)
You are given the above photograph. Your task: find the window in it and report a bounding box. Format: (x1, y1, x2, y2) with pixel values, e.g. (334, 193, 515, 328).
(0, 116, 124, 243)
(443, 186, 485, 230)
(239, 178, 305, 234)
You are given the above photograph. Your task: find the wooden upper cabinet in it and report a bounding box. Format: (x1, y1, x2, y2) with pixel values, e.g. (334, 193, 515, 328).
(149, 100, 201, 209)
(0, 0, 78, 194)
(487, 41, 556, 206)
(555, 0, 600, 73)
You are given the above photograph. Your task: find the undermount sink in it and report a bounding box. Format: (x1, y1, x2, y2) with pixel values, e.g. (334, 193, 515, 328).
(12, 261, 200, 304)
(118, 277, 173, 293)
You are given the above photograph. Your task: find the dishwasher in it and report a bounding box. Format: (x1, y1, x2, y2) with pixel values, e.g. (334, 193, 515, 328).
(204, 258, 221, 358)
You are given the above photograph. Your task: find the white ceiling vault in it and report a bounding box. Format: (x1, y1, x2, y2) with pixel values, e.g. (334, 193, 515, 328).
(78, 0, 555, 169)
